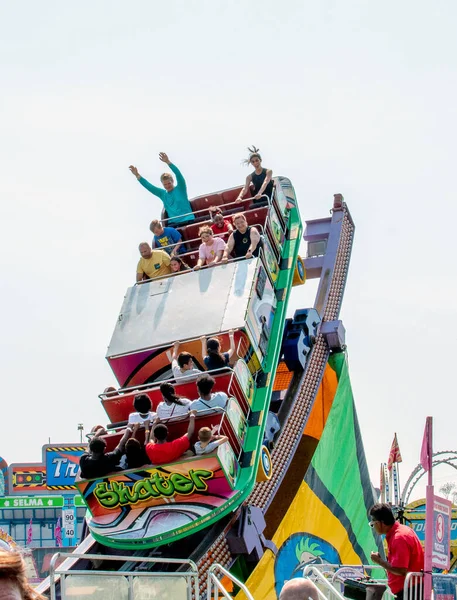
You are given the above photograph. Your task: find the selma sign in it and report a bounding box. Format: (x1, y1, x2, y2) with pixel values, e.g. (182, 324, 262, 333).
(0, 496, 64, 509)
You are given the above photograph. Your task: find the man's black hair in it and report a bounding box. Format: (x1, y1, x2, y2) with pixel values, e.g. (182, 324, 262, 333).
(196, 373, 215, 396)
(154, 424, 168, 442)
(89, 437, 107, 454)
(177, 352, 193, 369)
(133, 393, 151, 414)
(369, 503, 396, 525)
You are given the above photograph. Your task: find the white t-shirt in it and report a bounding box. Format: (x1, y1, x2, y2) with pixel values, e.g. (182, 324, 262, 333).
(194, 439, 224, 455)
(190, 392, 228, 412)
(128, 411, 156, 425)
(156, 399, 191, 420)
(172, 358, 202, 382)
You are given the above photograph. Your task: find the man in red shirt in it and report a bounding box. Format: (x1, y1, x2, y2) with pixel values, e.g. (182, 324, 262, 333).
(369, 503, 424, 600)
(146, 410, 197, 465)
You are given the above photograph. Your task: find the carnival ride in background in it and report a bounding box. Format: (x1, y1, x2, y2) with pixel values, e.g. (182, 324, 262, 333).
(37, 179, 385, 599)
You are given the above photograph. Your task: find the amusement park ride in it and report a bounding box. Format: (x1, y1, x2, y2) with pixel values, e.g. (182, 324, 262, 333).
(37, 177, 381, 599)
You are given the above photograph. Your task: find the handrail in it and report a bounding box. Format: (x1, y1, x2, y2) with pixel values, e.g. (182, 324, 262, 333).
(207, 563, 255, 600)
(50, 552, 199, 600)
(100, 367, 233, 399)
(403, 572, 423, 600)
(303, 565, 346, 600)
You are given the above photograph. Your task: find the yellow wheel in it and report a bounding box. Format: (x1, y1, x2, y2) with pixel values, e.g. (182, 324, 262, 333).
(292, 256, 306, 286)
(256, 445, 273, 482)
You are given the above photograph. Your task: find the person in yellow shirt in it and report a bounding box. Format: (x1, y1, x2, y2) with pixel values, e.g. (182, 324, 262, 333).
(136, 242, 172, 282)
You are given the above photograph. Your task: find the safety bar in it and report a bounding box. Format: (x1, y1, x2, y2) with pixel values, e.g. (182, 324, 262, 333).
(134, 252, 250, 286)
(207, 563, 255, 600)
(135, 219, 267, 286)
(50, 552, 199, 600)
(161, 193, 272, 226)
(100, 365, 236, 399)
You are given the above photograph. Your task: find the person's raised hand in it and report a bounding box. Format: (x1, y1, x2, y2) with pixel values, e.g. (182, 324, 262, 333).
(370, 552, 382, 565)
(129, 165, 140, 178)
(173, 341, 180, 350)
(159, 152, 171, 164)
(189, 410, 197, 418)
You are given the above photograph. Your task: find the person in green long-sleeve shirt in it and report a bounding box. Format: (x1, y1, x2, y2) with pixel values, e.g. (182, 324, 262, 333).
(129, 152, 195, 226)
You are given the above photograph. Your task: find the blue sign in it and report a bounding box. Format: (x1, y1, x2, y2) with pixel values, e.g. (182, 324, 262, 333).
(432, 496, 452, 570)
(45, 446, 85, 488)
(433, 575, 457, 600)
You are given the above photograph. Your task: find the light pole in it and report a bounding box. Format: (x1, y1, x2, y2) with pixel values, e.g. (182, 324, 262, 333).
(77, 423, 84, 444)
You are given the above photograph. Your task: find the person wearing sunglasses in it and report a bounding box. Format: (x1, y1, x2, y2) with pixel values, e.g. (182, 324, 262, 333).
(369, 503, 424, 600)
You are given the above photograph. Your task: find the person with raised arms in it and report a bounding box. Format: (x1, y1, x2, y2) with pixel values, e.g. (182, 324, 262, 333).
(145, 410, 197, 465)
(129, 152, 194, 226)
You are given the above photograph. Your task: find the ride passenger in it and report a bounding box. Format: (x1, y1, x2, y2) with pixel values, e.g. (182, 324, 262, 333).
(236, 146, 273, 207)
(194, 225, 225, 271)
(79, 426, 132, 479)
(171, 342, 202, 382)
(222, 213, 262, 262)
(150, 219, 187, 256)
(170, 256, 191, 273)
(123, 437, 149, 470)
(201, 330, 236, 371)
(145, 410, 197, 465)
(209, 207, 234, 243)
(128, 394, 156, 429)
(129, 152, 194, 226)
(136, 243, 171, 282)
(194, 426, 228, 455)
(157, 382, 192, 419)
(190, 374, 228, 412)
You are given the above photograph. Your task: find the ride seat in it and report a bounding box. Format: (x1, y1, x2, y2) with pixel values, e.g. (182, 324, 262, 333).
(242, 206, 269, 229)
(190, 193, 224, 216)
(221, 187, 253, 215)
(180, 220, 212, 246)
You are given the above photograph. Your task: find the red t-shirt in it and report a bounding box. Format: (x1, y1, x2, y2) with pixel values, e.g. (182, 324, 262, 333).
(211, 220, 232, 243)
(146, 435, 190, 465)
(386, 521, 424, 594)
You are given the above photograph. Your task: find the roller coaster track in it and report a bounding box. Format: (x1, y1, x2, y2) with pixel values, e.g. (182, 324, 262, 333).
(195, 204, 355, 596)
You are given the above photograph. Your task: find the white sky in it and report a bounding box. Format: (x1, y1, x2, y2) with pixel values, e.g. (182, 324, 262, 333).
(1, 0, 456, 502)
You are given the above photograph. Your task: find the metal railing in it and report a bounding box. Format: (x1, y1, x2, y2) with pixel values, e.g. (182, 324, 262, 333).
(303, 565, 347, 600)
(50, 553, 199, 600)
(403, 573, 423, 600)
(207, 563, 255, 600)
